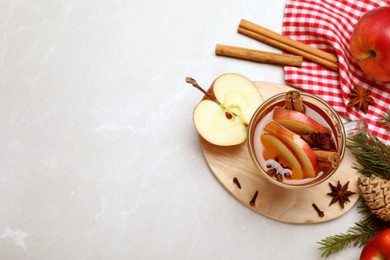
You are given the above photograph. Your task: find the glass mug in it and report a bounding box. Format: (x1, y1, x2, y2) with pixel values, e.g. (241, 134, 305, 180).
(247, 92, 367, 189)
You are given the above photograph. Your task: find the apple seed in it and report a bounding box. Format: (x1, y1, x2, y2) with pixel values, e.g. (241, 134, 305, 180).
(225, 112, 233, 119)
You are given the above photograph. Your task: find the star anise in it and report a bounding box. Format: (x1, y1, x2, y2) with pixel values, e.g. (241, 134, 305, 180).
(347, 84, 375, 114)
(301, 132, 336, 150)
(327, 181, 356, 209)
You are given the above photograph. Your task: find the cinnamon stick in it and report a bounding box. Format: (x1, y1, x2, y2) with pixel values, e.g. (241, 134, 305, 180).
(317, 161, 333, 169)
(313, 150, 341, 168)
(238, 19, 338, 71)
(285, 90, 304, 112)
(215, 44, 302, 66)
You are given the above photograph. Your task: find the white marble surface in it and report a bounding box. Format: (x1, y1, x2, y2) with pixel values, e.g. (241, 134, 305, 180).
(0, 0, 363, 259)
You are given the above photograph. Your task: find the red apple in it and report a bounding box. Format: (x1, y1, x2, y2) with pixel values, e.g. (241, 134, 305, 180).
(350, 6, 390, 82)
(263, 122, 318, 178)
(360, 228, 390, 260)
(273, 108, 330, 135)
(188, 74, 263, 146)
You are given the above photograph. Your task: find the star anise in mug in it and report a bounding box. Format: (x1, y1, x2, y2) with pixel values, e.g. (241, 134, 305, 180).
(327, 181, 356, 209)
(301, 132, 336, 150)
(347, 84, 375, 114)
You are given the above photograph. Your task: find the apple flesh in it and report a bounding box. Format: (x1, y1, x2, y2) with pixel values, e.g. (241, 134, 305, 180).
(360, 228, 390, 260)
(193, 100, 247, 146)
(350, 6, 390, 82)
(263, 122, 318, 178)
(273, 108, 330, 135)
(192, 73, 263, 146)
(261, 133, 304, 179)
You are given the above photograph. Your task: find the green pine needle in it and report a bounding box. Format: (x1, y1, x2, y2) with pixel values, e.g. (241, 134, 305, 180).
(318, 201, 390, 258)
(347, 132, 390, 179)
(318, 129, 390, 258)
(379, 108, 390, 129)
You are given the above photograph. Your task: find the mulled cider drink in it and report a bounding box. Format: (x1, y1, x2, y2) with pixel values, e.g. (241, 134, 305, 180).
(247, 91, 366, 189)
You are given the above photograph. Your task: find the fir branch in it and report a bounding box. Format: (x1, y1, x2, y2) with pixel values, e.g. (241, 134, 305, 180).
(318, 127, 390, 258)
(318, 201, 390, 258)
(378, 108, 390, 129)
(347, 132, 390, 179)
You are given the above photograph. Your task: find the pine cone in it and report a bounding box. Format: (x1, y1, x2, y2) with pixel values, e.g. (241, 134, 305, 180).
(358, 175, 390, 222)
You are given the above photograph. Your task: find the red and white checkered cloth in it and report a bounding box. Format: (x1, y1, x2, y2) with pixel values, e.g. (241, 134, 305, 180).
(283, 0, 390, 144)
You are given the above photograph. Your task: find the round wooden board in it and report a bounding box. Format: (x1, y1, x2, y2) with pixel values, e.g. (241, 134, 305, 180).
(200, 81, 361, 224)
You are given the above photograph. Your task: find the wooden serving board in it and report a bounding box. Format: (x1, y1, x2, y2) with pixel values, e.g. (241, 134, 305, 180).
(200, 81, 361, 224)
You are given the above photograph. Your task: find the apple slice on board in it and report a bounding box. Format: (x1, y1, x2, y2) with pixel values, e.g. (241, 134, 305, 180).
(189, 73, 263, 146)
(273, 108, 330, 135)
(263, 122, 318, 178)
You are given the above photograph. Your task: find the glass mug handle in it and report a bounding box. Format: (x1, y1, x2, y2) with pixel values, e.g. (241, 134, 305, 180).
(344, 119, 368, 137)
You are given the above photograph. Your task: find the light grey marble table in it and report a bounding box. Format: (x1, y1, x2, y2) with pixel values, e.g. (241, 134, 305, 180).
(0, 0, 362, 259)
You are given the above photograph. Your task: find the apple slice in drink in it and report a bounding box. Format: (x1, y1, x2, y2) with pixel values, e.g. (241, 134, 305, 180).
(273, 108, 330, 135)
(190, 73, 263, 146)
(264, 122, 317, 178)
(261, 133, 304, 179)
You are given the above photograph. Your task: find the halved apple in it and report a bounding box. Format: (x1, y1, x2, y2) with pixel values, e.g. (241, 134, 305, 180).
(261, 133, 304, 179)
(273, 108, 330, 135)
(264, 122, 318, 178)
(193, 100, 247, 146)
(192, 73, 263, 146)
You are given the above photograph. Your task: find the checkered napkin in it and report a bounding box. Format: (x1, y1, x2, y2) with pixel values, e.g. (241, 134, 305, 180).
(282, 0, 390, 144)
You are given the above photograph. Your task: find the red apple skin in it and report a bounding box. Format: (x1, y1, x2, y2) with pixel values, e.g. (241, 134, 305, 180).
(350, 6, 390, 82)
(360, 228, 390, 260)
(273, 108, 330, 135)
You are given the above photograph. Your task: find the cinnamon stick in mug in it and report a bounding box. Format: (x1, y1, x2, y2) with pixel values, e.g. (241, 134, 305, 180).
(285, 90, 304, 112)
(313, 150, 341, 168)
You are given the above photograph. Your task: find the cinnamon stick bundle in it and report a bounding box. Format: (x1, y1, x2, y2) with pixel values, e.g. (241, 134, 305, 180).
(238, 19, 338, 71)
(285, 90, 304, 112)
(215, 44, 302, 66)
(313, 150, 341, 168)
